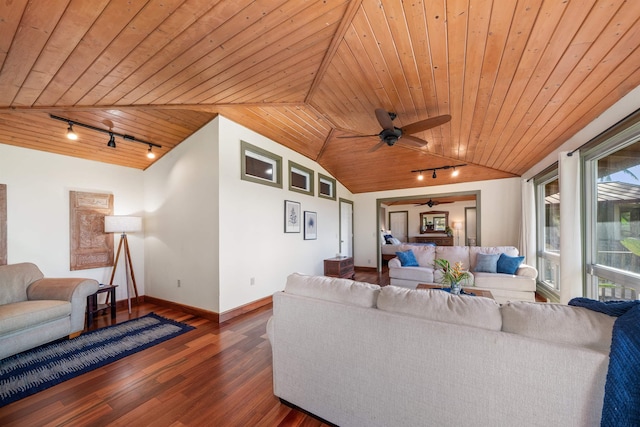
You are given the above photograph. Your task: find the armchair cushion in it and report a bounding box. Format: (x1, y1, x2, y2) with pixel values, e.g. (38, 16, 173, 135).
(0, 300, 70, 335)
(0, 263, 44, 305)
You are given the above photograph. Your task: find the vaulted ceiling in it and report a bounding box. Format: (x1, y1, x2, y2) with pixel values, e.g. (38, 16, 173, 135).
(1, 0, 639, 193)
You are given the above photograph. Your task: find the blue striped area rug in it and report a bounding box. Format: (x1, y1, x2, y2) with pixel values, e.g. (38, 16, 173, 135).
(0, 313, 194, 407)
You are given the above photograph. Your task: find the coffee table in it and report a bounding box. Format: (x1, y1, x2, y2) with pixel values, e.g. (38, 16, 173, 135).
(417, 283, 494, 299)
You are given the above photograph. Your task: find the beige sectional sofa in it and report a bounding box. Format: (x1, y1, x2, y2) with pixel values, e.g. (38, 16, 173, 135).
(388, 245, 538, 303)
(268, 273, 612, 427)
(0, 262, 99, 360)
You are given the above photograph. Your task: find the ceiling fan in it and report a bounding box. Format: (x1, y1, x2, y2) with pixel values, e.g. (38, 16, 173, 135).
(415, 199, 454, 208)
(339, 108, 451, 152)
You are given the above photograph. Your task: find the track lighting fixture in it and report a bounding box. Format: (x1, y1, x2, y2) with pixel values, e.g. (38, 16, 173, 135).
(66, 122, 77, 140)
(50, 114, 161, 158)
(411, 164, 467, 180)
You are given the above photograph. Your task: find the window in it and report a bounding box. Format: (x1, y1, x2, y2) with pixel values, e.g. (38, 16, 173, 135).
(241, 141, 282, 188)
(584, 129, 640, 301)
(288, 161, 314, 196)
(535, 169, 561, 295)
(318, 173, 336, 200)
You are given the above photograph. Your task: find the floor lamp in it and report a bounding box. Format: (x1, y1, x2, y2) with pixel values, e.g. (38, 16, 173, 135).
(105, 215, 142, 313)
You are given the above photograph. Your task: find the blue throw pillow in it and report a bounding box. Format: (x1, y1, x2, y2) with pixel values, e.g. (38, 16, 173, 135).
(396, 250, 419, 267)
(496, 253, 525, 275)
(474, 253, 500, 273)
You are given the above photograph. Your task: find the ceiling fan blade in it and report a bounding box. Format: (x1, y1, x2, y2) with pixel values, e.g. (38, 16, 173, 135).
(402, 114, 451, 135)
(368, 140, 386, 152)
(337, 134, 378, 139)
(375, 108, 394, 131)
(399, 134, 428, 147)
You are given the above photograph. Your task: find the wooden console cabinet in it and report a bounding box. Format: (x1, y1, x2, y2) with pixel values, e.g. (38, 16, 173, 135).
(414, 235, 454, 246)
(324, 256, 355, 279)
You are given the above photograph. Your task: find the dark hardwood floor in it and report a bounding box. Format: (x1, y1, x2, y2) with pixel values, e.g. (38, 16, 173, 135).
(0, 269, 384, 426)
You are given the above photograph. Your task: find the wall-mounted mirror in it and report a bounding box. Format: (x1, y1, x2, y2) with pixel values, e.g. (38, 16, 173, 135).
(420, 211, 449, 233)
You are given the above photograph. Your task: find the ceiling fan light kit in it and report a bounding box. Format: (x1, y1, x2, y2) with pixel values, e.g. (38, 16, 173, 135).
(50, 114, 161, 158)
(412, 164, 467, 180)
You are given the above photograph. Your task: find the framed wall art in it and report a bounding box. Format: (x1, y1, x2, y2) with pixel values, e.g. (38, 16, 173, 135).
(69, 191, 114, 270)
(284, 200, 301, 233)
(304, 211, 317, 240)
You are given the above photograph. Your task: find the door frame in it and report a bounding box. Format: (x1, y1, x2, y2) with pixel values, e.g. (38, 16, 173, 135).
(339, 198, 354, 257)
(376, 190, 481, 271)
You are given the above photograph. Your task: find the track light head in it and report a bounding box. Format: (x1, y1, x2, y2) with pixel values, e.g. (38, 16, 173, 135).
(417, 172, 423, 181)
(146, 145, 156, 159)
(452, 167, 459, 177)
(432, 170, 437, 179)
(66, 122, 77, 140)
(107, 133, 116, 148)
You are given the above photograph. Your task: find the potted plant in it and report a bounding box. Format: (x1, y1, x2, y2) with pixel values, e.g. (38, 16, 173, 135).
(434, 258, 471, 295)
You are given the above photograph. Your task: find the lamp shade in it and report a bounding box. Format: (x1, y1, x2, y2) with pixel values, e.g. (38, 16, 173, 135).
(453, 222, 463, 230)
(104, 216, 142, 233)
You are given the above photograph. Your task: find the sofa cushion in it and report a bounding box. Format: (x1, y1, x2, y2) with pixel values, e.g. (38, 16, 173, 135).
(396, 250, 419, 267)
(0, 263, 45, 305)
(400, 244, 436, 267)
(0, 300, 71, 335)
(473, 253, 500, 273)
(285, 273, 380, 308)
(473, 272, 536, 291)
(388, 266, 434, 283)
(377, 285, 502, 331)
(501, 301, 615, 353)
(435, 246, 470, 270)
(497, 253, 525, 274)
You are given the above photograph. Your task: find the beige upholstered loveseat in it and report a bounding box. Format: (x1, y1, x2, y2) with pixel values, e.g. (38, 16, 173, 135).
(388, 245, 538, 303)
(268, 273, 612, 426)
(0, 262, 99, 360)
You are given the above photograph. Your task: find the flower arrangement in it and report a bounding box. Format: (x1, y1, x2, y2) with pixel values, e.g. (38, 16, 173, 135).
(444, 225, 453, 236)
(434, 258, 471, 286)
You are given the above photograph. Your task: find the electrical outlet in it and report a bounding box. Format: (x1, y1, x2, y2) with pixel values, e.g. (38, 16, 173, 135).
(177, 279, 181, 287)
(250, 277, 255, 286)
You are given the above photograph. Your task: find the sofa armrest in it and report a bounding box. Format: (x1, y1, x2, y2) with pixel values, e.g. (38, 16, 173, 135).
(388, 257, 401, 268)
(28, 278, 99, 333)
(516, 264, 538, 279)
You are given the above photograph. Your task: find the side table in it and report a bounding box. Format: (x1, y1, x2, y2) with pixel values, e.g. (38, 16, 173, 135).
(324, 256, 355, 279)
(87, 284, 118, 328)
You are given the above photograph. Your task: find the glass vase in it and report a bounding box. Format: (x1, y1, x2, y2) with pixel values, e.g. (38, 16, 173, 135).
(450, 281, 462, 295)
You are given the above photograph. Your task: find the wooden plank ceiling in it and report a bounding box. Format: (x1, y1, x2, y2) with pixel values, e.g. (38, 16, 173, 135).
(0, 0, 639, 193)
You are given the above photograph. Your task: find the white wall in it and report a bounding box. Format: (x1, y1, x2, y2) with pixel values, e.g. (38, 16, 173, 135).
(143, 119, 220, 312)
(0, 144, 145, 302)
(143, 116, 352, 313)
(353, 178, 521, 268)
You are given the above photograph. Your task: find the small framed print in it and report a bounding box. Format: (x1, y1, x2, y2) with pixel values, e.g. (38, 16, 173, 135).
(284, 200, 301, 233)
(304, 211, 317, 240)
